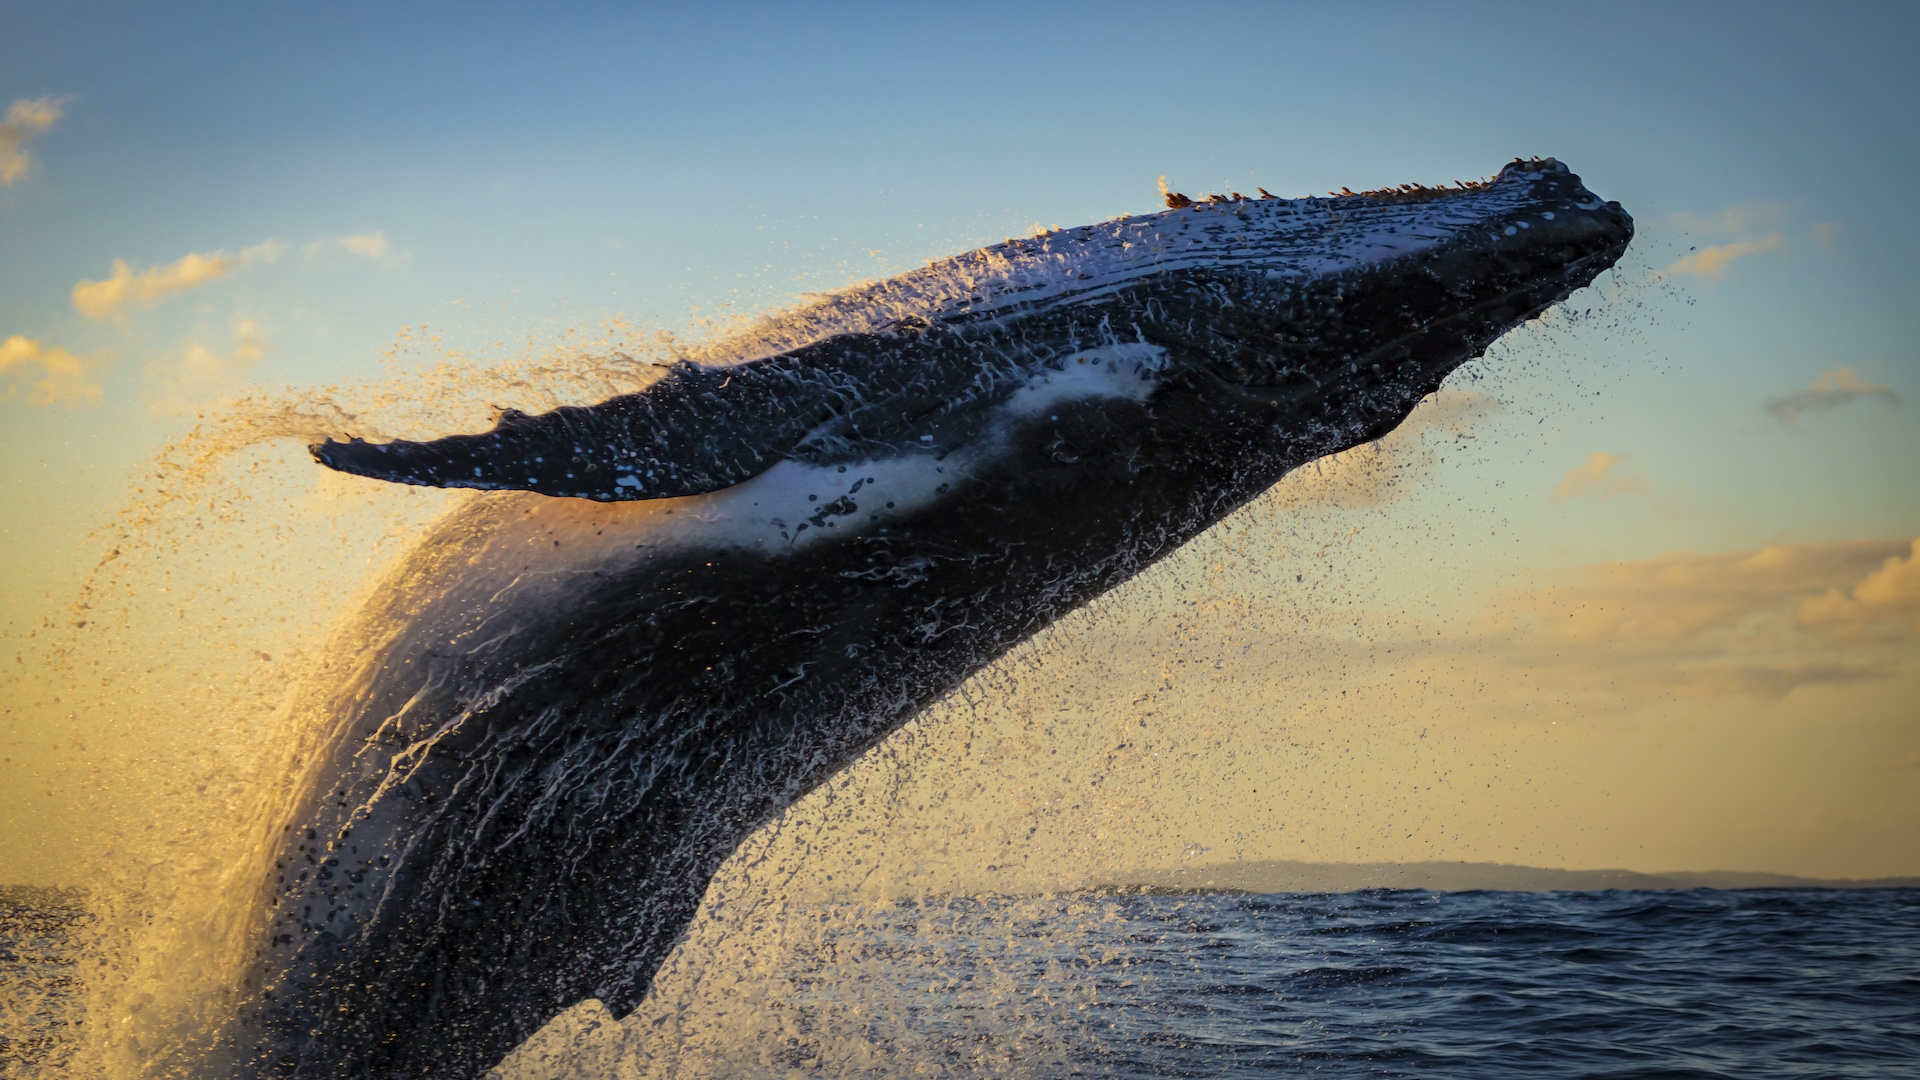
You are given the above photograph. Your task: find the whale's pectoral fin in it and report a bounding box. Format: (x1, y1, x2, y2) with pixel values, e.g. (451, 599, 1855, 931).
(310, 360, 832, 501)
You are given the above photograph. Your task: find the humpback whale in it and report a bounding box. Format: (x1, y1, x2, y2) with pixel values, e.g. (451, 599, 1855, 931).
(241, 158, 1630, 1077)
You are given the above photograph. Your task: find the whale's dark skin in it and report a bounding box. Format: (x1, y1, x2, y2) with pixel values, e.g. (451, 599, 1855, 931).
(237, 160, 1631, 1076)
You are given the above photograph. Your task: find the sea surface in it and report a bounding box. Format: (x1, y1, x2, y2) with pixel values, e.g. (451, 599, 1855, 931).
(790, 887, 1920, 1079)
(5, 888, 1917, 1078)
(0, 890, 88, 1076)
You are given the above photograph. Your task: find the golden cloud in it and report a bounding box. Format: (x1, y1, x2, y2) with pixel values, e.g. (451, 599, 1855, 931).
(1798, 539, 1920, 638)
(1661, 234, 1786, 279)
(1268, 390, 1501, 509)
(1108, 535, 1917, 735)
(146, 315, 271, 414)
(1552, 452, 1648, 503)
(1765, 367, 1898, 425)
(1466, 539, 1917, 701)
(1517, 541, 1904, 645)
(1660, 202, 1799, 279)
(0, 96, 64, 185)
(72, 241, 283, 320)
(0, 335, 103, 407)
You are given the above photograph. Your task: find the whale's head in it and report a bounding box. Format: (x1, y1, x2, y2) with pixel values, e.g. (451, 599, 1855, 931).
(1112, 157, 1633, 412)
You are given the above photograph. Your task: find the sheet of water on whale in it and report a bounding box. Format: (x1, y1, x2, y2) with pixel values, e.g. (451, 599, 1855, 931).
(469, 887, 1918, 1079)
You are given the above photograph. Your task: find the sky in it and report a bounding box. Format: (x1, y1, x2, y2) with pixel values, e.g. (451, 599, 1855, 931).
(2, 1, 1917, 888)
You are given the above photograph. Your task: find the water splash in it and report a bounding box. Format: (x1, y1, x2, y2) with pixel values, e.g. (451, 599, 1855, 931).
(9, 318, 685, 1076)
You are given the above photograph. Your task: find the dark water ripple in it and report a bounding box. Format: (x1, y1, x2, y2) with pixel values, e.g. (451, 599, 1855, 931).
(4, 887, 1915, 1077)
(0, 897, 90, 1077)
(799, 888, 1919, 1079)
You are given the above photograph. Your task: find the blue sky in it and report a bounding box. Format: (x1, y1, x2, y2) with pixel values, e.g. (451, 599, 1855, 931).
(2, 2, 1917, 882)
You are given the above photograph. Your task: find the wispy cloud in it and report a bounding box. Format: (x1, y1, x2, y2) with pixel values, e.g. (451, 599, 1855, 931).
(1662, 201, 1795, 279)
(1515, 541, 1905, 647)
(72, 241, 284, 320)
(1677, 659, 1898, 699)
(1473, 538, 1915, 700)
(1552, 452, 1649, 502)
(1661, 234, 1786, 279)
(1212, 537, 1914, 712)
(1548, 451, 1690, 516)
(1798, 539, 1920, 638)
(0, 335, 103, 407)
(1670, 202, 1788, 234)
(337, 231, 388, 258)
(302, 230, 399, 265)
(1765, 367, 1898, 425)
(146, 315, 271, 414)
(0, 96, 64, 185)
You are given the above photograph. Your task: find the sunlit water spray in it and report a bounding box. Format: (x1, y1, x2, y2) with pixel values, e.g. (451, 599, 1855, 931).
(4, 235, 1669, 1078)
(7, 320, 677, 1074)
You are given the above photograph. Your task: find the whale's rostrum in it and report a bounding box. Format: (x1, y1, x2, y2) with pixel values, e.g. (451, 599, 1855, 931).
(245, 158, 1632, 1077)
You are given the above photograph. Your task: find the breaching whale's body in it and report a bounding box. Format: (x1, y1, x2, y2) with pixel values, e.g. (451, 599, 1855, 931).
(238, 159, 1629, 1076)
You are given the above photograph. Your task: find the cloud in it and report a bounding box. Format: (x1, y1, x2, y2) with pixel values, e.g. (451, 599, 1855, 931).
(1517, 540, 1905, 646)
(147, 315, 270, 414)
(0, 335, 103, 407)
(0, 96, 64, 185)
(1552, 452, 1649, 502)
(1797, 539, 1920, 638)
(1661, 202, 1797, 280)
(1469, 538, 1917, 700)
(1269, 391, 1501, 509)
(1660, 234, 1786, 279)
(301, 231, 402, 267)
(1550, 453, 1691, 518)
(1765, 367, 1898, 425)
(1680, 659, 1899, 699)
(337, 231, 388, 259)
(72, 241, 283, 320)
(1670, 202, 1788, 234)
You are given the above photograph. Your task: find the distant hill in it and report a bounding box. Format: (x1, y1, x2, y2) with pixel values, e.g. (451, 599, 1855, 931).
(1085, 860, 1920, 895)
(0, 884, 90, 910)
(9, 864, 1917, 911)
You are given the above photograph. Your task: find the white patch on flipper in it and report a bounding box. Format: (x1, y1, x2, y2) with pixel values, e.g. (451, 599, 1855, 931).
(671, 342, 1172, 553)
(676, 452, 973, 553)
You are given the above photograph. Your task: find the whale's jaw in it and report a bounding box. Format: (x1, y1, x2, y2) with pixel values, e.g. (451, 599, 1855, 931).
(243, 159, 1631, 1078)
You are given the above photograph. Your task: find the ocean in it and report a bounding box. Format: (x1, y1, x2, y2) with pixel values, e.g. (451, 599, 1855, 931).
(6, 887, 1916, 1078)
(828, 887, 1920, 1079)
